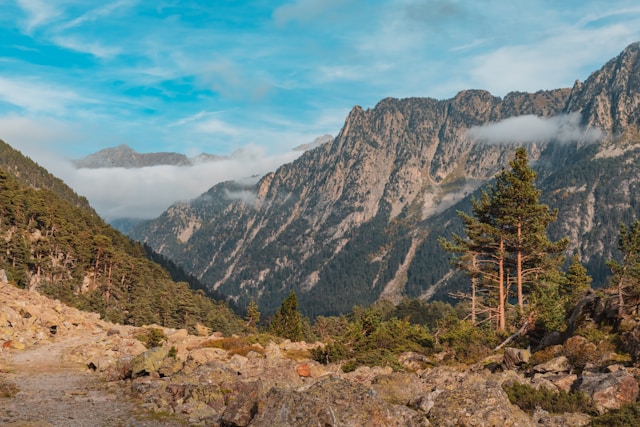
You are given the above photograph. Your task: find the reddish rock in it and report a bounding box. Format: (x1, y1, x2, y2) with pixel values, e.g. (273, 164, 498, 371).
(296, 362, 311, 377)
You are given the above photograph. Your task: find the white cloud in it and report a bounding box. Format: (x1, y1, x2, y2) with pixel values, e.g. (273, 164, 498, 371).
(194, 117, 240, 136)
(0, 76, 86, 113)
(56, 147, 302, 220)
(59, 0, 134, 30)
(272, 0, 353, 27)
(466, 113, 605, 145)
(16, 0, 61, 33)
(466, 20, 640, 95)
(51, 36, 121, 59)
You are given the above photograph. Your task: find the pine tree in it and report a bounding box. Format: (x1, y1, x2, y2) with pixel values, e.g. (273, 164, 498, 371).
(491, 147, 569, 310)
(245, 299, 261, 332)
(270, 291, 304, 341)
(606, 220, 640, 316)
(563, 254, 592, 310)
(441, 147, 568, 331)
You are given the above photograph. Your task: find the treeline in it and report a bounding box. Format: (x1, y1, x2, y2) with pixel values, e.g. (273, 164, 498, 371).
(256, 147, 640, 371)
(0, 166, 243, 335)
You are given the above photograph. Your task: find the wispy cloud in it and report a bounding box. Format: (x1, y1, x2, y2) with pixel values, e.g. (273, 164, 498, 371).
(466, 113, 605, 145)
(51, 36, 121, 59)
(0, 76, 87, 113)
(16, 0, 61, 33)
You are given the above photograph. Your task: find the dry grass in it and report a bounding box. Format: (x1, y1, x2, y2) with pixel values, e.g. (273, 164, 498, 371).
(282, 349, 312, 361)
(200, 336, 265, 357)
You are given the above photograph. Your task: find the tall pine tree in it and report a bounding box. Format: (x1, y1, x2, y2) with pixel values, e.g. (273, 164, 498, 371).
(606, 220, 640, 316)
(441, 147, 568, 331)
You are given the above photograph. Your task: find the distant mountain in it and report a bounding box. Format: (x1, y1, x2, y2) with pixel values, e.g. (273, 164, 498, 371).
(0, 141, 242, 333)
(130, 43, 640, 318)
(74, 135, 333, 169)
(73, 144, 210, 168)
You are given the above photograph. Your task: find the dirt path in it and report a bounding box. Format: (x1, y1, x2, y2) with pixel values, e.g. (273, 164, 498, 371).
(0, 335, 185, 427)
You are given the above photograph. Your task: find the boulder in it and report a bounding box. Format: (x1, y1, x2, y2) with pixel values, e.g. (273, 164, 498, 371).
(533, 356, 570, 374)
(398, 351, 432, 371)
(428, 374, 535, 427)
(532, 407, 591, 427)
(187, 347, 227, 365)
(577, 370, 639, 413)
(371, 372, 427, 405)
(129, 347, 169, 378)
(248, 376, 429, 427)
(219, 381, 262, 427)
(502, 347, 531, 370)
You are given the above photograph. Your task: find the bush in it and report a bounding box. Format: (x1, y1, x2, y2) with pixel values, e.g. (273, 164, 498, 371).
(591, 402, 640, 426)
(310, 308, 433, 371)
(135, 327, 167, 348)
(502, 381, 596, 415)
(438, 318, 498, 363)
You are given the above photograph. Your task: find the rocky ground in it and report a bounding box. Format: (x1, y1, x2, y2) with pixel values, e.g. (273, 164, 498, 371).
(1, 278, 639, 426)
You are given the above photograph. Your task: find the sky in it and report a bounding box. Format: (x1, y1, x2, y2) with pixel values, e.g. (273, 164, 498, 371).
(1, 1, 640, 220)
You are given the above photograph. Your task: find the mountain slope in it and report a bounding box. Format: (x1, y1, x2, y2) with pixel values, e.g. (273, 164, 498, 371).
(0, 142, 243, 334)
(0, 139, 94, 212)
(131, 43, 640, 317)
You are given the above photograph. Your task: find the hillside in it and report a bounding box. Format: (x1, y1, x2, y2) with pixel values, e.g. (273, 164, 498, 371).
(0, 142, 243, 334)
(130, 42, 640, 317)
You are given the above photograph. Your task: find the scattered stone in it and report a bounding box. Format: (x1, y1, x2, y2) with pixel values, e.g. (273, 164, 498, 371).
(533, 356, 570, 374)
(502, 347, 531, 370)
(296, 362, 312, 377)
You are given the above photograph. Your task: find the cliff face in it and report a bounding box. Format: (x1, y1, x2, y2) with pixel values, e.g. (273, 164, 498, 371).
(131, 43, 640, 317)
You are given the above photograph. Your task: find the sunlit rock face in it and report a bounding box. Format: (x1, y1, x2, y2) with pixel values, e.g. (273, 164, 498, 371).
(131, 43, 640, 317)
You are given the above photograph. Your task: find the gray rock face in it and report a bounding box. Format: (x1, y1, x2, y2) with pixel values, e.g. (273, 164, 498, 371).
(577, 370, 639, 414)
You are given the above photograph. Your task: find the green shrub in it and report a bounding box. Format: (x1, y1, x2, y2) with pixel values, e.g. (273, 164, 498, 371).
(310, 308, 433, 371)
(438, 318, 498, 363)
(502, 381, 596, 415)
(591, 402, 640, 426)
(135, 327, 167, 348)
(168, 346, 177, 359)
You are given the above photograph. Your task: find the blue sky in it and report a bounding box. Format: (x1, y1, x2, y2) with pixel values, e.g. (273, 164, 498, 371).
(1, 1, 640, 220)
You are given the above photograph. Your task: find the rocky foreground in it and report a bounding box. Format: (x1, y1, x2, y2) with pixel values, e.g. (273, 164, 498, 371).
(1, 279, 639, 426)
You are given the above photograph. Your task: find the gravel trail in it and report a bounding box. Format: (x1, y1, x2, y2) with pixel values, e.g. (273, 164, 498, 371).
(0, 335, 185, 427)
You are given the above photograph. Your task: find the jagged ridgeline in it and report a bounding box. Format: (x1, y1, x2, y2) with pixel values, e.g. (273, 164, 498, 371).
(0, 140, 243, 334)
(131, 42, 640, 318)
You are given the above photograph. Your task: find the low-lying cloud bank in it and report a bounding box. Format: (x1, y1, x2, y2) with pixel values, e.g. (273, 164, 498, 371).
(466, 113, 605, 144)
(51, 145, 301, 221)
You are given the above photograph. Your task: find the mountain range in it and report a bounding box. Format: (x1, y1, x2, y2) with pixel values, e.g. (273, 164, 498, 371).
(72, 144, 225, 168)
(128, 42, 640, 318)
(73, 134, 335, 170)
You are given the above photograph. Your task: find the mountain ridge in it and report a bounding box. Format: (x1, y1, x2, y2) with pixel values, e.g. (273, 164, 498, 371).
(130, 42, 640, 317)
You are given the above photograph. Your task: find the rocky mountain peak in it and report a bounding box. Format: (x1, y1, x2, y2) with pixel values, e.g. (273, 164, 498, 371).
(566, 42, 640, 134)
